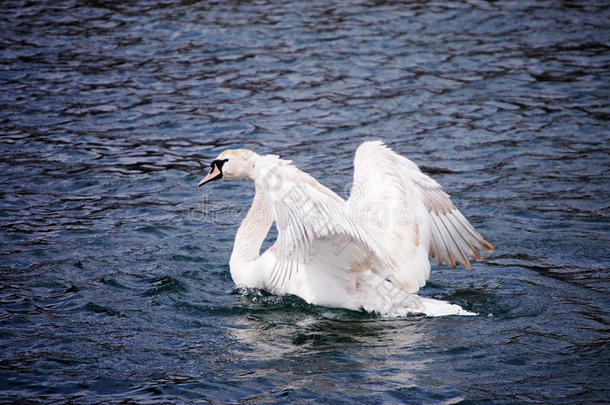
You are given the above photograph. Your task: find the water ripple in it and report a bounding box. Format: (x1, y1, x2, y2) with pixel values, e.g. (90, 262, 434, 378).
(1, 0, 609, 403)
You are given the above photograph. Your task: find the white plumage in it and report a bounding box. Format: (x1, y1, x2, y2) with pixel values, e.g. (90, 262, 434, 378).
(198, 141, 493, 317)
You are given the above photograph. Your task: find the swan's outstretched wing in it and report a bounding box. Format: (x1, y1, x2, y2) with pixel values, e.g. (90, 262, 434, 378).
(254, 155, 396, 288)
(348, 141, 493, 292)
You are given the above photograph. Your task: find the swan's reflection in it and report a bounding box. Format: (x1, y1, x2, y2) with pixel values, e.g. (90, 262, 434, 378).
(222, 293, 432, 393)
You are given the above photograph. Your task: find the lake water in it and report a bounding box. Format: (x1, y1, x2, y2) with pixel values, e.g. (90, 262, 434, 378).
(1, 0, 609, 403)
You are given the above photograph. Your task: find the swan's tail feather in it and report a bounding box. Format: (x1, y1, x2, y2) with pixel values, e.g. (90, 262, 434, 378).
(359, 275, 477, 317)
(418, 297, 477, 317)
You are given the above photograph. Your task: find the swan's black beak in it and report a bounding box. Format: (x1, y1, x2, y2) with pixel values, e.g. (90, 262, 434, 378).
(198, 159, 228, 187)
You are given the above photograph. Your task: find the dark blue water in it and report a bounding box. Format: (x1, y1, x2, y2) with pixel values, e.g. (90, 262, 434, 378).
(1, 0, 609, 403)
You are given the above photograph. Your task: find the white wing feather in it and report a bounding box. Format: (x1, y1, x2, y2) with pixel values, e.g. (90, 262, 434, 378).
(253, 155, 396, 288)
(348, 141, 493, 292)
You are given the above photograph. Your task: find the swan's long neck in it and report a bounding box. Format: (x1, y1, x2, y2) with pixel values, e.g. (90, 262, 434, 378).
(229, 184, 273, 271)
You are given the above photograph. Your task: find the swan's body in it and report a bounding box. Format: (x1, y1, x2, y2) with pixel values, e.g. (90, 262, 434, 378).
(199, 141, 493, 316)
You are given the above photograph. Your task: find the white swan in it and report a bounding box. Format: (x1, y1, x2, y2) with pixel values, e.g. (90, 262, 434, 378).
(198, 141, 493, 317)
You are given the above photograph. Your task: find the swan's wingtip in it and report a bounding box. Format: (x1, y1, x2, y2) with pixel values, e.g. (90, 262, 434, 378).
(481, 239, 494, 252)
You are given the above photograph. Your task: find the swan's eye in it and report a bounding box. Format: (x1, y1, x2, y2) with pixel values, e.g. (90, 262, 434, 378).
(211, 158, 228, 170)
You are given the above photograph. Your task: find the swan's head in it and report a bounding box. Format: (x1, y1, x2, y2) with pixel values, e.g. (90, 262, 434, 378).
(198, 149, 260, 187)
